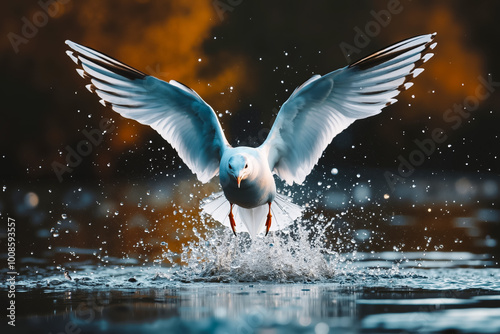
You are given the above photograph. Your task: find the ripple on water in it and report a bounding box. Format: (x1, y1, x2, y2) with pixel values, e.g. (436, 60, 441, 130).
(2, 215, 499, 291)
(2, 227, 500, 334)
(363, 308, 500, 333)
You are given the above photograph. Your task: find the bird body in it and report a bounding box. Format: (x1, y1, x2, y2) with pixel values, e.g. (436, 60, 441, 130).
(219, 148, 276, 209)
(65, 33, 437, 238)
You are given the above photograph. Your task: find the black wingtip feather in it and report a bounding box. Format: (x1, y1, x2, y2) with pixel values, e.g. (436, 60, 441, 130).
(348, 33, 436, 71)
(67, 41, 147, 81)
(78, 52, 146, 81)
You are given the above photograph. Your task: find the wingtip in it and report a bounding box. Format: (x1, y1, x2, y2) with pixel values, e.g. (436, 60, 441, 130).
(386, 98, 398, 107)
(76, 68, 86, 79)
(85, 84, 95, 93)
(65, 50, 79, 64)
(428, 32, 437, 44)
(65, 40, 76, 49)
(422, 53, 434, 63)
(412, 68, 425, 78)
(403, 82, 414, 91)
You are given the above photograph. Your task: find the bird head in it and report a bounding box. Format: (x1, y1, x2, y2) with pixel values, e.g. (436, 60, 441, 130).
(228, 154, 250, 188)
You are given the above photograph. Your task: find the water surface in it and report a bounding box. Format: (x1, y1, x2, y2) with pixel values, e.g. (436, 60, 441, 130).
(2, 250, 499, 334)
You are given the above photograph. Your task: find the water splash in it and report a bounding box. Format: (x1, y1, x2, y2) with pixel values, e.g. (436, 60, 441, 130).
(158, 216, 352, 283)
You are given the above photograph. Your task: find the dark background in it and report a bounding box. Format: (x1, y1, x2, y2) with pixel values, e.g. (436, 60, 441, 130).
(1, 0, 499, 263)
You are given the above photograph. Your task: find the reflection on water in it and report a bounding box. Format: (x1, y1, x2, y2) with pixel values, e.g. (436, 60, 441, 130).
(1, 254, 500, 334)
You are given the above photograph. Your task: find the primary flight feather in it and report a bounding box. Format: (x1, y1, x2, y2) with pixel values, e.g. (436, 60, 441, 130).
(65, 33, 436, 238)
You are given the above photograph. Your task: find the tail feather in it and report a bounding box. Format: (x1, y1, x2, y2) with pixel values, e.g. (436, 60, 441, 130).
(200, 192, 230, 225)
(201, 192, 303, 238)
(272, 193, 303, 226)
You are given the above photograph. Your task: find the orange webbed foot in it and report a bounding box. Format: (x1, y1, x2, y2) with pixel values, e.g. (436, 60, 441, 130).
(265, 202, 272, 236)
(228, 203, 237, 236)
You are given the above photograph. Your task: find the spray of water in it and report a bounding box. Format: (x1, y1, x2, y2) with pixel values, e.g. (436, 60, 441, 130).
(158, 213, 362, 282)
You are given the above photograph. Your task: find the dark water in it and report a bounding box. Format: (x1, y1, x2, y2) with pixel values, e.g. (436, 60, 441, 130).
(1, 171, 499, 333)
(1, 252, 499, 334)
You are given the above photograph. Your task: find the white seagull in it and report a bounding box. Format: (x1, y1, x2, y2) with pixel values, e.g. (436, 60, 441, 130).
(65, 33, 436, 238)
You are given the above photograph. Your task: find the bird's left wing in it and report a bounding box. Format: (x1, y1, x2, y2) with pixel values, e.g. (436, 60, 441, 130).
(261, 33, 437, 185)
(65, 40, 230, 183)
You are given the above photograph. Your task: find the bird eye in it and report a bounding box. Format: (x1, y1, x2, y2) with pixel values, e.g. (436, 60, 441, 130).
(245, 164, 248, 168)
(229, 164, 232, 169)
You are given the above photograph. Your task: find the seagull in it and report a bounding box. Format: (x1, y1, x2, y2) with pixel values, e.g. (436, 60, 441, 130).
(65, 33, 436, 238)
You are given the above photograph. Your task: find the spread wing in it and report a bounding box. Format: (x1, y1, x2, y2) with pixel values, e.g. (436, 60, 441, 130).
(65, 40, 230, 183)
(261, 33, 437, 185)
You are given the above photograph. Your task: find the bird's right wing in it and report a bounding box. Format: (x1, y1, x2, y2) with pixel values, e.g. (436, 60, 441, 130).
(65, 40, 230, 183)
(261, 33, 437, 185)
